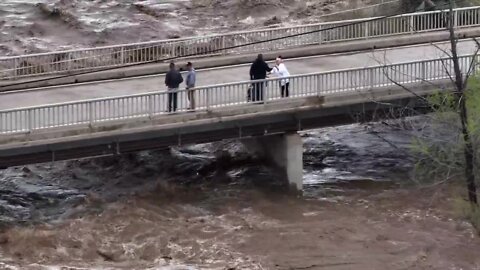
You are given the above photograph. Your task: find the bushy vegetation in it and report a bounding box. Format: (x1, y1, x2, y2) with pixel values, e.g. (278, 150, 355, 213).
(411, 75, 480, 232)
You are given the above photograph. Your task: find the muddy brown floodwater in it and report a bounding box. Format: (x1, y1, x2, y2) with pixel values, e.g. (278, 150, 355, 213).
(0, 0, 404, 55)
(2, 185, 480, 270)
(0, 118, 479, 269)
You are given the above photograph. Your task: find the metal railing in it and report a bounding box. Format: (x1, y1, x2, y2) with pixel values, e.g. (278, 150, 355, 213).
(1, 6, 480, 80)
(0, 54, 476, 135)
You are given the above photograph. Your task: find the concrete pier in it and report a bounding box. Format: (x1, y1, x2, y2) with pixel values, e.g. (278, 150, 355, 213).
(243, 133, 303, 191)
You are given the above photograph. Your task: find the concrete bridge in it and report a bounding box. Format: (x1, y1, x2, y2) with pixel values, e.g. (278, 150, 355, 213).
(0, 49, 477, 190)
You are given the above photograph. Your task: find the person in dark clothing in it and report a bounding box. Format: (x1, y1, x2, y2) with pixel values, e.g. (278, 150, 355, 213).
(249, 54, 272, 102)
(165, 62, 183, 112)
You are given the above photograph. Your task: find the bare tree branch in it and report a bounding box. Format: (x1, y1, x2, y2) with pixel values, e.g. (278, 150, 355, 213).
(446, 0, 478, 205)
(369, 50, 450, 93)
(463, 37, 480, 84)
(432, 42, 453, 58)
(438, 57, 456, 85)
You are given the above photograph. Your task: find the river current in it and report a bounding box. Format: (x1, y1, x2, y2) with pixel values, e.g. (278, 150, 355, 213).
(0, 0, 402, 55)
(0, 118, 421, 269)
(2, 1, 477, 269)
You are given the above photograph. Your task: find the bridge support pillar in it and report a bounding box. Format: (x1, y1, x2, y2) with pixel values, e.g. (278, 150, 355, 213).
(243, 132, 303, 191)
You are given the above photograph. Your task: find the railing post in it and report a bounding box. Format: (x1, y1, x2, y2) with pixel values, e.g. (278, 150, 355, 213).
(369, 68, 374, 89)
(89, 102, 94, 126)
(421, 61, 426, 81)
(170, 43, 175, 58)
(206, 89, 210, 111)
(317, 75, 322, 96)
(0, 113, 3, 134)
(148, 95, 154, 119)
(318, 24, 323, 44)
(27, 109, 32, 133)
(222, 36, 227, 56)
(13, 58, 18, 79)
(410, 14, 414, 34)
(364, 21, 369, 38)
(477, 8, 480, 26)
(476, 55, 480, 73)
(120, 46, 125, 64)
(264, 80, 268, 104)
(67, 52, 72, 71)
(454, 9, 458, 28)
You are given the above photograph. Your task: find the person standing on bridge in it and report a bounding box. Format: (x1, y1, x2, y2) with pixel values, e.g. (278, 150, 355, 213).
(249, 54, 272, 102)
(186, 62, 196, 111)
(271, 56, 290, 98)
(165, 62, 184, 112)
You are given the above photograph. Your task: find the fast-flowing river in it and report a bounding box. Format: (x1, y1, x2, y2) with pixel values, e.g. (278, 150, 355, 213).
(1, 1, 479, 269)
(0, 119, 422, 269)
(0, 0, 403, 55)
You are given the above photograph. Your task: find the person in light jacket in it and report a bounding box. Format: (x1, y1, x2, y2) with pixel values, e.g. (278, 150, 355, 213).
(165, 62, 183, 112)
(271, 56, 290, 97)
(185, 62, 196, 110)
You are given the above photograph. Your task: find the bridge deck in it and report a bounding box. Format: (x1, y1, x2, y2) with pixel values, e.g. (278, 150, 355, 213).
(0, 39, 477, 110)
(0, 39, 478, 167)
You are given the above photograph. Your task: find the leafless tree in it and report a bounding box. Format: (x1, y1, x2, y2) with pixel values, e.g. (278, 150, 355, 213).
(357, 0, 479, 204)
(446, 0, 478, 204)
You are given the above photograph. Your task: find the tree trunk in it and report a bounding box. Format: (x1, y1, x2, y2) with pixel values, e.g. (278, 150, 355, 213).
(447, 0, 478, 204)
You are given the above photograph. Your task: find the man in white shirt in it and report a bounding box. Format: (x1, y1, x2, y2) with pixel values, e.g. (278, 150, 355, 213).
(271, 56, 290, 97)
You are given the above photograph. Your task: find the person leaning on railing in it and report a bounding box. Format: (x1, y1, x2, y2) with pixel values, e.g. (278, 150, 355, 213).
(271, 56, 290, 98)
(186, 62, 196, 111)
(165, 62, 184, 113)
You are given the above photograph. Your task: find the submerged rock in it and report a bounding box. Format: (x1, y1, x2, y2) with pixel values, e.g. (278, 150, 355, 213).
(264, 16, 282, 26)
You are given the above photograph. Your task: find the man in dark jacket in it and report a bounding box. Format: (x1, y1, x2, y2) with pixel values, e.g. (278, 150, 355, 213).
(249, 54, 272, 102)
(165, 62, 184, 112)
